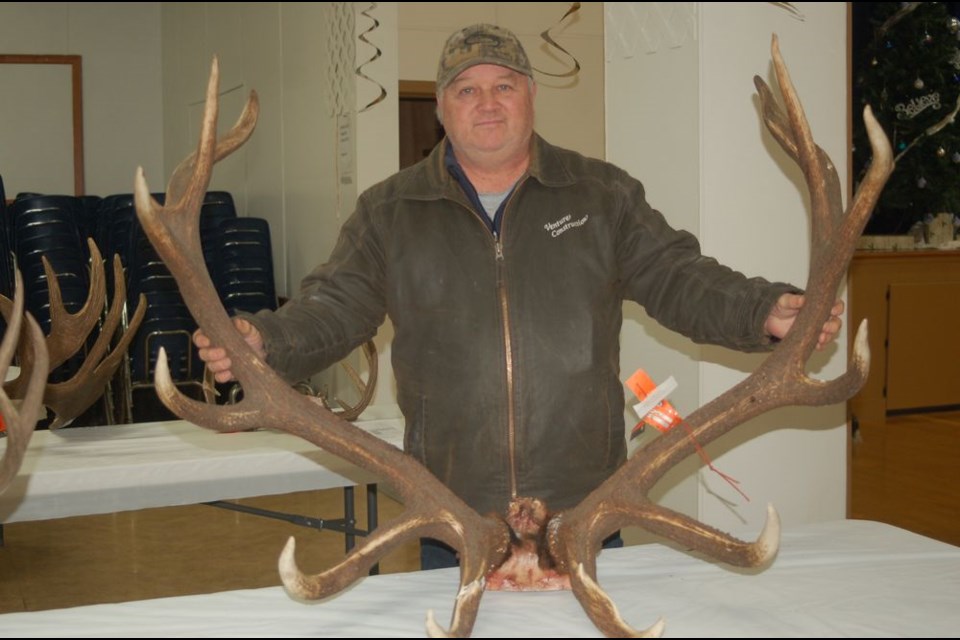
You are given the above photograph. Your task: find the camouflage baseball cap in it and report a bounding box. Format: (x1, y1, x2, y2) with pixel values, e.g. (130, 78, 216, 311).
(436, 23, 533, 90)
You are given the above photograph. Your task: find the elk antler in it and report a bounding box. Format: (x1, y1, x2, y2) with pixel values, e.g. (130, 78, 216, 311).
(0, 270, 50, 493)
(134, 58, 510, 637)
(1, 239, 146, 429)
(546, 34, 894, 637)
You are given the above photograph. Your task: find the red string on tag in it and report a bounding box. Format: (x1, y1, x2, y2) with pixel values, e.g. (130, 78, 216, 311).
(626, 368, 749, 502)
(678, 417, 750, 502)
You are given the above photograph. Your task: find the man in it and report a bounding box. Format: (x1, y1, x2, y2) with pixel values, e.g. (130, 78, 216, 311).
(196, 23, 843, 569)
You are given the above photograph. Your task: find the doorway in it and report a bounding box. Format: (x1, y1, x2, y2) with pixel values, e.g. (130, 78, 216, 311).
(399, 80, 444, 169)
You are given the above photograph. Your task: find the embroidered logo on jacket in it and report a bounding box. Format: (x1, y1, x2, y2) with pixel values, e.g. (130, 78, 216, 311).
(543, 213, 590, 238)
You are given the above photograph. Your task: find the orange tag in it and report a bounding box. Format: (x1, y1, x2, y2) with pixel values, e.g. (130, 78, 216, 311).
(626, 369, 749, 501)
(626, 369, 681, 438)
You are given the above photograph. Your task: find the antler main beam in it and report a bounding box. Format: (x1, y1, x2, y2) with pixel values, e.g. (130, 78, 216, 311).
(548, 34, 894, 636)
(135, 58, 509, 637)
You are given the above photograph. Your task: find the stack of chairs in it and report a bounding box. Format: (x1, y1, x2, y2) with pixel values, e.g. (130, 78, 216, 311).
(3, 188, 280, 422)
(212, 217, 277, 316)
(114, 190, 280, 419)
(200, 191, 239, 271)
(205, 214, 278, 406)
(121, 194, 205, 423)
(96, 194, 141, 301)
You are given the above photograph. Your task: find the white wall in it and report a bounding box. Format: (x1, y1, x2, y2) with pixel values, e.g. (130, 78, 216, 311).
(606, 2, 849, 534)
(0, 2, 163, 196)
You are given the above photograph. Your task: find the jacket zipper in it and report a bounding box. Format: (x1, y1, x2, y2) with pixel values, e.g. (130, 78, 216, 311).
(460, 180, 525, 501)
(495, 180, 525, 500)
(494, 233, 518, 499)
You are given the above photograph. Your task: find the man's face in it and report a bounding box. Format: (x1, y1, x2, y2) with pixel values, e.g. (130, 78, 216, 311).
(438, 64, 536, 163)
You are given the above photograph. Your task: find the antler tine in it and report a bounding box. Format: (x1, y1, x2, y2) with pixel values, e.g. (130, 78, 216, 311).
(549, 34, 893, 636)
(164, 58, 259, 210)
(568, 565, 665, 638)
(42, 239, 106, 371)
(330, 340, 379, 421)
(138, 59, 511, 637)
(279, 518, 428, 598)
(277, 513, 500, 638)
(0, 270, 49, 492)
(43, 253, 147, 429)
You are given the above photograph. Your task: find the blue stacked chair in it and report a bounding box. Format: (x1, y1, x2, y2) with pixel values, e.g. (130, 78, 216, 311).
(10, 195, 89, 335)
(77, 195, 103, 260)
(200, 190, 238, 273)
(202, 214, 278, 406)
(97, 194, 144, 301)
(212, 217, 278, 316)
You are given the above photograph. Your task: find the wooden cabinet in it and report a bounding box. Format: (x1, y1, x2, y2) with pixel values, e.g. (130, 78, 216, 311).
(848, 250, 960, 424)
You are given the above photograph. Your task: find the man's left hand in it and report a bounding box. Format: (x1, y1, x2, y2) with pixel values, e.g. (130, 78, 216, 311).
(764, 293, 844, 350)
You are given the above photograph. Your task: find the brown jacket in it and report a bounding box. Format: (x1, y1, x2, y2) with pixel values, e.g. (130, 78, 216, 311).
(250, 135, 794, 515)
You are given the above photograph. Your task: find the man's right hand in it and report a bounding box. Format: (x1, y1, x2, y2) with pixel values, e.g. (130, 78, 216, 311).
(193, 317, 266, 383)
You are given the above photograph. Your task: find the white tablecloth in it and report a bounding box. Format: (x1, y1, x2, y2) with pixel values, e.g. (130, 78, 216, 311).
(1, 519, 956, 637)
(0, 418, 404, 523)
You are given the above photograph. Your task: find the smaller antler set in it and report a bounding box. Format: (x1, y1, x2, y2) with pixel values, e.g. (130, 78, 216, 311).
(135, 35, 892, 638)
(1, 242, 145, 429)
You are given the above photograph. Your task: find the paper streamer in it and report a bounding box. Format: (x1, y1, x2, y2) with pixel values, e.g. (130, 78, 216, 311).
(534, 2, 582, 79)
(768, 2, 805, 21)
(356, 3, 387, 114)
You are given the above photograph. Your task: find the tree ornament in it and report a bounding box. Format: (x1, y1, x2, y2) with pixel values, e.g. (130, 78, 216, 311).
(915, 76, 926, 89)
(952, 152, 960, 163)
(918, 176, 928, 188)
(937, 146, 947, 157)
(871, 56, 879, 66)
(949, 16, 960, 33)
(895, 92, 941, 119)
(923, 31, 934, 45)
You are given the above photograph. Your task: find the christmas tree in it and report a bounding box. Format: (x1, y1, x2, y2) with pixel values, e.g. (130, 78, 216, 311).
(853, 2, 960, 234)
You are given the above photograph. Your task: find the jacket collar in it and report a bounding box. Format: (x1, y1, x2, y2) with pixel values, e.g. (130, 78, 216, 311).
(399, 133, 578, 201)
